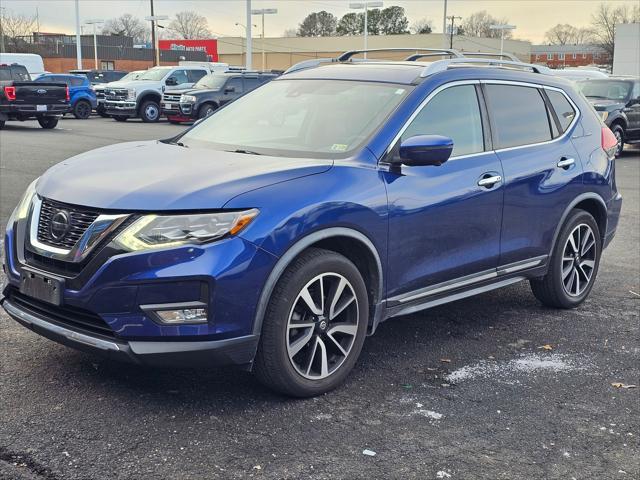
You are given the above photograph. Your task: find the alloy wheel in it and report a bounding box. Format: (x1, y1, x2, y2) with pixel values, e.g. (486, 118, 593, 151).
(561, 223, 597, 297)
(286, 273, 359, 380)
(614, 130, 623, 156)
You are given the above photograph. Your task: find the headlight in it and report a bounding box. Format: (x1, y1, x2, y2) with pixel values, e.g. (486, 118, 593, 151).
(598, 111, 609, 122)
(180, 95, 197, 103)
(114, 209, 259, 252)
(126, 88, 136, 100)
(13, 178, 39, 222)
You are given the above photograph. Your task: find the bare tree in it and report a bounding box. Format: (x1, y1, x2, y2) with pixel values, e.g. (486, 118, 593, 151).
(590, 2, 639, 61)
(411, 18, 433, 35)
(102, 13, 149, 43)
(0, 11, 37, 49)
(545, 24, 594, 45)
(572, 27, 594, 45)
(168, 11, 212, 40)
(461, 11, 512, 39)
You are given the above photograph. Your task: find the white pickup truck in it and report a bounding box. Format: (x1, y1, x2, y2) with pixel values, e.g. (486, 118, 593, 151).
(103, 65, 210, 122)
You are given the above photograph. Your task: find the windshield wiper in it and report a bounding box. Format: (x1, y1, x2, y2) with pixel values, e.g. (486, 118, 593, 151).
(164, 140, 188, 148)
(227, 149, 262, 155)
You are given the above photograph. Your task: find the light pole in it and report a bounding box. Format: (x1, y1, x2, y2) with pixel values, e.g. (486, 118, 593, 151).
(245, 0, 253, 70)
(145, 14, 168, 66)
(441, 0, 447, 49)
(74, 0, 82, 69)
(84, 19, 103, 69)
(490, 24, 516, 58)
(251, 8, 277, 71)
(349, 1, 383, 58)
(235, 22, 257, 69)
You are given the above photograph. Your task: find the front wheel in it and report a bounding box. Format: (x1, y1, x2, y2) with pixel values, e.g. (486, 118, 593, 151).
(140, 100, 160, 123)
(73, 100, 92, 119)
(530, 209, 601, 308)
(611, 124, 624, 157)
(198, 103, 217, 119)
(254, 248, 369, 397)
(37, 116, 59, 129)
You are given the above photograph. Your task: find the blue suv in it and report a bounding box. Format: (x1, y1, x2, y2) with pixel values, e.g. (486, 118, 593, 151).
(2, 51, 622, 397)
(35, 74, 97, 119)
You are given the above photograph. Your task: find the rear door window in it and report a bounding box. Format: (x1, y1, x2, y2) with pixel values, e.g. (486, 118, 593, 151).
(226, 77, 243, 94)
(10, 66, 30, 82)
(188, 70, 207, 83)
(546, 90, 576, 134)
(69, 76, 85, 87)
(243, 77, 260, 91)
(401, 84, 485, 157)
(485, 84, 552, 149)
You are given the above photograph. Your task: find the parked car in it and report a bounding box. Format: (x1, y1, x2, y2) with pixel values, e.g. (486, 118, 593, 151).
(93, 70, 144, 117)
(35, 74, 97, 119)
(1, 53, 622, 397)
(0, 53, 47, 79)
(162, 71, 278, 123)
(549, 68, 609, 82)
(103, 66, 210, 122)
(68, 69, 128, 85)
(577, 77, 640, 156)
(0, 63, 70, 129)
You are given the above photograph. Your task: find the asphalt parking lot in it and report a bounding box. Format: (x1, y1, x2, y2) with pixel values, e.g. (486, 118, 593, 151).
(0, 117, 638, 480)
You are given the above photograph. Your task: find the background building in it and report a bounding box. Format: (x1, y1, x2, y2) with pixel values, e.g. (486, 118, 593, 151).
(530, 44, 610, 68)
(613, 23, 640, 76)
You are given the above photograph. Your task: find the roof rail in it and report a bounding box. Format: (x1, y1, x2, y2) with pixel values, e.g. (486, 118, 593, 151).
(421, 58, 549, 77)
(283, 58, 335, 75)
(337, 48, 463, 62)
(460, 52, 520, 62)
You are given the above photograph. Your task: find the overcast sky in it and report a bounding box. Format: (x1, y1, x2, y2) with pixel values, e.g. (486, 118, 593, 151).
(1, 0, 638, 43)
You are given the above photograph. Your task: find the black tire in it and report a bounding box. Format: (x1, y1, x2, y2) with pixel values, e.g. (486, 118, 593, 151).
(254, 248, 369, 397)
(0, 120, 5, 130)
(168, 120, 182, 125)
(530, 209, 601, 309)
(73, 100, 92, 119)
(37, 116, 59, 129)
(97, 107, 110, 118)
(113, 116, 128, 122)
(611, 124, 624, 157)
(139, 100, 160, 123)
(198, 103, 217, 119)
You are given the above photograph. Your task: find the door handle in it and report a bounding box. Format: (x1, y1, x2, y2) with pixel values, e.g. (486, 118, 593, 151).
(477, 175, 502, 188)
(557, 157, 575, 169)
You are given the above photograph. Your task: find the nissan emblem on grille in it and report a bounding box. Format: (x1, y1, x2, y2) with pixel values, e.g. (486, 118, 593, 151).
(49, 210, 70, 240)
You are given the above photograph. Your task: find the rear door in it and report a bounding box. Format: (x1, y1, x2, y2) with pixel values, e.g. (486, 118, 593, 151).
(483, 82, 583, 267)
(625, 81, 640, 140)
(384, 82, 505, 299)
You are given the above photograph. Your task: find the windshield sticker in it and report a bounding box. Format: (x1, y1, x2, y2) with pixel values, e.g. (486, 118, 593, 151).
(331, 144, 348, 151)
(395, 88, 405, 95)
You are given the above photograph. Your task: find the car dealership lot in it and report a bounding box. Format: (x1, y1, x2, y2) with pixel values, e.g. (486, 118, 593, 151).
(1, 118, 638, 479)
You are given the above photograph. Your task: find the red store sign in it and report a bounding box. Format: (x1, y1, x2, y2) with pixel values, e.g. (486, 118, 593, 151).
(158, 39, 218, 62)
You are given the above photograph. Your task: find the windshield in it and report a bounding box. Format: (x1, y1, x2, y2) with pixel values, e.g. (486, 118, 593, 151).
(578, 80, 632, 101)
(138, 67, 170, 81)
(119, 71, 143, 82)
(180, 79, 410, 158)
(194, 75, 228, 89)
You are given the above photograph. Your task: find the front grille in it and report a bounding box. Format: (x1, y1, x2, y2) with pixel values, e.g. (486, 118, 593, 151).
(94, 89, 105, 99)
(163, 93, 182, 103)
(6, 287, 115, 338)
(37, 199, 100, 250)
(105, 88, 128, 101)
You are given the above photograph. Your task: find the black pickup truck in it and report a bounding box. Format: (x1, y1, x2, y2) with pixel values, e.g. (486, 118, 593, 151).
(0, 64, 70, 129)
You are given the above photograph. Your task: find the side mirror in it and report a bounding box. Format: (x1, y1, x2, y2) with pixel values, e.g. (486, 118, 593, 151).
(165, 77, 178, 86)
(397, 135, 453, 167)
(224, 86, 236, 93)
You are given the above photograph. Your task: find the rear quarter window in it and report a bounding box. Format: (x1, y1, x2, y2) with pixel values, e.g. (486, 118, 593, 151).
(485, 84, 552, 149)
(546, 90, 576, 134)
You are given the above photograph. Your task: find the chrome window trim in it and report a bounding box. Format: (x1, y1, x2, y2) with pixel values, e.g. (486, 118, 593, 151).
(384, 79, 581, 160)
(27, 196, 130, 263)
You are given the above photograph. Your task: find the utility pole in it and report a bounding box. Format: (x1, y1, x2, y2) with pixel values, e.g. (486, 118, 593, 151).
(245, 0, 253, 70)
(349, 2, 383, 58)
(75, 0, 82, 69)
(150, 0, 156, 66)
(442, 0, 447, 49)
(447, 15, 461, 49)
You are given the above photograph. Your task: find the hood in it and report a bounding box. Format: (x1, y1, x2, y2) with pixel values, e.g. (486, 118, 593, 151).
(163, 87, 199, 95)
(104, 80, 160, 91)
(587, 98, 625, 110)
(36, 141, 332, 211)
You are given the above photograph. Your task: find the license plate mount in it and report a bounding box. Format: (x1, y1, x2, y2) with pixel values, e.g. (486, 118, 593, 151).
(37, 105, 48, 112)
(19, 269, 64, 306)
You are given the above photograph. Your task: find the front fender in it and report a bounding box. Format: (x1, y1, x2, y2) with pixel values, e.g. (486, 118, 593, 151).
(606, 111, 628, 129)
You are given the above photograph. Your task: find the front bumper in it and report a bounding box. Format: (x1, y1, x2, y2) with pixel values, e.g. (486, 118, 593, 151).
(104, 100, 137, 117)
(2, 296, 259, 367)
(162, 101, 196, 120)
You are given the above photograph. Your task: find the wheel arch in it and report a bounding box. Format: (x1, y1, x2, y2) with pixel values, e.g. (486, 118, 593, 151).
(550, 193, 608, 255)
(608, 114, 627, 132)
(136, 91, 161, 110)
(252, 227, 385, 337)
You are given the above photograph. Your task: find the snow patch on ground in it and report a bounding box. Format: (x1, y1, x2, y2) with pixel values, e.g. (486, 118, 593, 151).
(445, 353, 585, 383)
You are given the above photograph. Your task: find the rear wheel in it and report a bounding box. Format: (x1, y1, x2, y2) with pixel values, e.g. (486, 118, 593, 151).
(254, 248, 368, 397)
(530, 210, 601, 308)
(140, 100, 160, 123)
(73, 100, 92, 119)
(37, 116, 59, 129)
(611, 124, 624, 157)
(113, 116, 128, 122)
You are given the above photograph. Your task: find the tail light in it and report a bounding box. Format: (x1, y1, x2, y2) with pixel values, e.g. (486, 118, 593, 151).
(3, 86, 16, 101)
(65, 86, 70, 102)
(601, 126, 618, 159)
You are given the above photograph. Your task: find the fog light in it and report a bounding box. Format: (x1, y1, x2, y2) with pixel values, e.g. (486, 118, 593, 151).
(142, 302, 208, 324)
